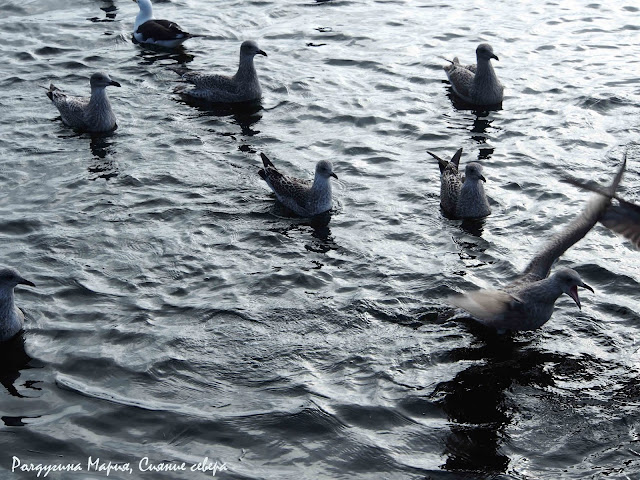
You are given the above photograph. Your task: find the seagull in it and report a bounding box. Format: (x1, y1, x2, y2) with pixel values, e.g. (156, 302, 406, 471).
(443, 43, 504, 106)
(0, 268, 35, 343)
(258, 153, 338, 217)
(173, 40, 267, 104)
(132, 0, 203, 48)
(450, 156, 633, 332)
(47, 72, 121, 132)
(429, 148, 491, 219)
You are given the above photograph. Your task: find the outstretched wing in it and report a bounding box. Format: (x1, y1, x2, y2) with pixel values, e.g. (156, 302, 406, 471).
(600, 200, 640, 248)
(523, 158, 627, 281)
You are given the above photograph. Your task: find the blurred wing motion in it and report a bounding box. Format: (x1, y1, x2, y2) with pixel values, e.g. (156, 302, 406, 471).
(448, 290, 524, 326)
(562, 154, 639, 248)
(600, 200, 640, 248)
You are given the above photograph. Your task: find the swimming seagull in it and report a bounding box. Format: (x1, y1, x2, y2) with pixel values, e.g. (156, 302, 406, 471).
(0, 267, 35, 343)
(258, 153, 338, 217)
(132, 0, 203, 48)
(173, 40, 267, 104)
(428, 148, 491, 219)
(443, 43, 504, 106)
(450, 156, 633, 332)
(47, 72, 121, 132)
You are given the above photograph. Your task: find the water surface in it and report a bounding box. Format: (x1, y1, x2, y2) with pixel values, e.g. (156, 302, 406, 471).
(1, 0, 639, 478)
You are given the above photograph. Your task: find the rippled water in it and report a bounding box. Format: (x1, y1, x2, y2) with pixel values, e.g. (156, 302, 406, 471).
(1, 0, 639, 478)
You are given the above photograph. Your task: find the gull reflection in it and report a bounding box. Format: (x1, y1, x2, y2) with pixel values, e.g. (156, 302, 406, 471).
(432, 333, 555, 475)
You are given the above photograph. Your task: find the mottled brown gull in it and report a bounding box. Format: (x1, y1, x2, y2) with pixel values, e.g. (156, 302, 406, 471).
(429, 148, 491, 219)
(258, 153, 337, 217)
(132, 0, 203, 48)
(173, 41, 267, 104)
(450, 156, 633, 332)
(0, 267, 35, 343)
(47, 72, 121, 132)
(443, 43, 504, 106)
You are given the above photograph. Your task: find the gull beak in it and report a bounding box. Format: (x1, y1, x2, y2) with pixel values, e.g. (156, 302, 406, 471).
(480, 175, 487, 183)
(568, 283, 594, 310)
(110, 80, 121, 87)
(568, 285, 582, 310)
(581, 282, 594, 293)
(331, 172, 338, 179)
(18, 277, 36, 288)
(492, 54, 499, 61)
(258, 50, 267, 57)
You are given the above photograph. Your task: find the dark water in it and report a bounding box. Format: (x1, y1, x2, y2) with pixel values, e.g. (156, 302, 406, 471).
(1, 0, 639, 478)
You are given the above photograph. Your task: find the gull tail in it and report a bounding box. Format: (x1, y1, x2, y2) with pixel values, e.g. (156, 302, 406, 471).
(428, 148, 462, 173)
(260, 153, 276, 169)
(46, 84, 62, 102)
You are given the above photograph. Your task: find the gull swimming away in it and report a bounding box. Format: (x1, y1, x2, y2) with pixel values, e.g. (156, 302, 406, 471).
(47, 72, 120, 132)
(132, 0, 203, 48)
(0, 267, 35, 343)
(258, 153, 337, 217)
(443, 43, 504, 106)
(173, 40, 267, 104)
(450, 156, 634, 332)
(428, 148, 491, 219)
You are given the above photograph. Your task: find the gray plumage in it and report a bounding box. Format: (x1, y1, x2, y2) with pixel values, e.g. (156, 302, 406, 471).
(258, 153, 338, 217)
(0, 267, 35, 342)
(443, 43, 504, 106)
(450, 157, 632, 331)
(429, 148, 491, 219)
(174, 40, 267, 103)
(47, 72, 121, 132)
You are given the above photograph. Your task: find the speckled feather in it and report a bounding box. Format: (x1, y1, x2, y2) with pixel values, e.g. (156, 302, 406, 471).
(258, 153, 336, 217)
(174, 40, 265, 103)
(46, 73, 119, 132)
(443, 43, 504, 106)
(429, 148, 490, 219)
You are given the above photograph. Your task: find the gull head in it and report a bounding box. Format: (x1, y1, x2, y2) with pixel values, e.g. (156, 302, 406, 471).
(553, 268, 594, 310)
(90, 72, 121, 89)
(0, 267, 35, 291)
(465, 162, 486, 183)
(316, 160, 338, 180)
(241, 40, 267, 58)
(476, 43, 499, 62)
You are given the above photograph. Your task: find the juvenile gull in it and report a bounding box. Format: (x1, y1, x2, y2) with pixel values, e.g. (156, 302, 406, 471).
(258, 153, 337, 217)
(47, 72, 121, 132)
(443, 43, 504, 106)
(450, 157, 632, 332)
(428, 148, 491, 219)
(0, 268, 35, 342)
(173, 40, 267, 103)
(132, 0, 202, 48)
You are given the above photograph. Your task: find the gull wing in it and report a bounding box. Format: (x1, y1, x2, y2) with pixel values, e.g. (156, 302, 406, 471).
(522, 158, 627, 281)
(449, 289, 525, 328)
